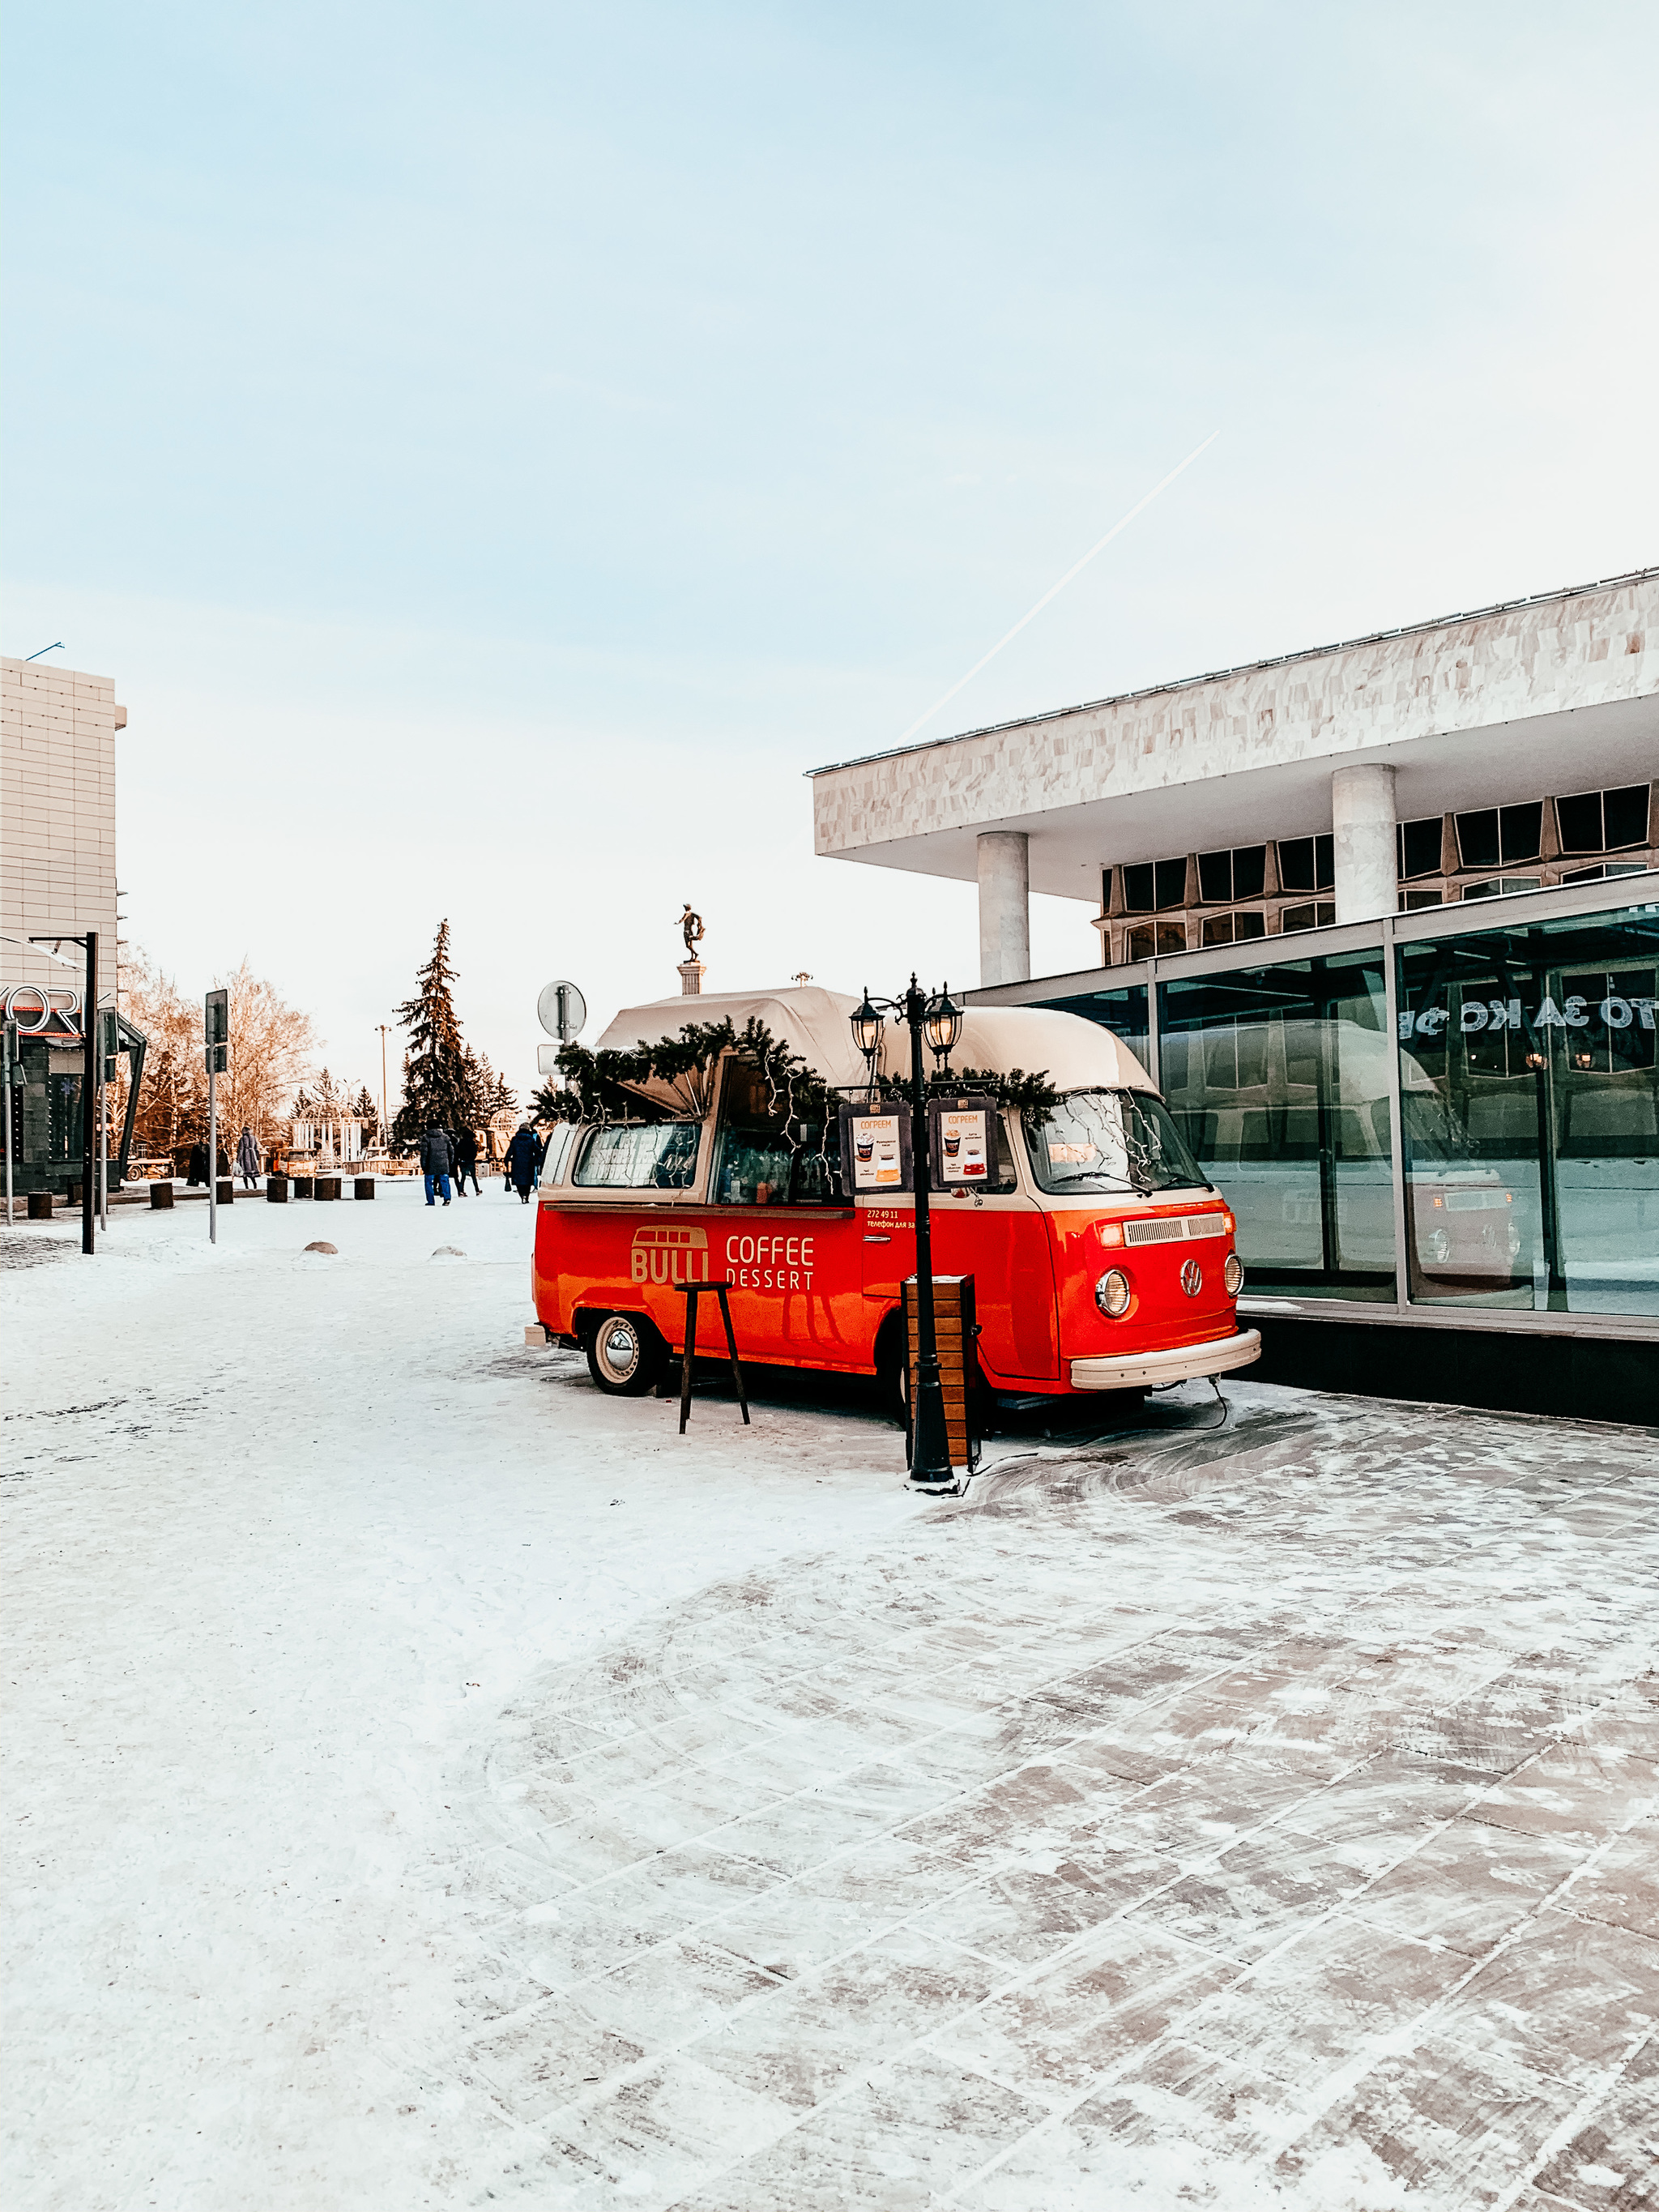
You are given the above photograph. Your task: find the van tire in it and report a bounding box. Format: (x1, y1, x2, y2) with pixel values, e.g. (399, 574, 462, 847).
(586, 1312, 667, 1396)
(873, 1313, 907, 1424)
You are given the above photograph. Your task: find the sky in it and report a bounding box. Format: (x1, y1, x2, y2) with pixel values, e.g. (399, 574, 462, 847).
(6, 1, 1657, 1107)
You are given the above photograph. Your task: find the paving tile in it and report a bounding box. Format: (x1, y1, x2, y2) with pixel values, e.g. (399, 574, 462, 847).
(574, 1937, 787, 2053)
(582, 1842, 785, 1940)
(905, 1847, 1173, 1967)
(686, 1925, 1000, 2112)
(468, 1996, 645, 2122)
(1178, 1915, 1467, 2088)
(1133, 1831, 1381, 1962)
(1470, 1746, 1659, 1848)
(1565, 1821, 1659, 1942)
(1271, 2028, 1580, 2207)
(707, 2048, 1046, 2206)
(1350, 1814, 1590, 1958)
(928, 1917, 1237, 2104)
(1530, 2029, 1659, 2208)
(898, 1761, 1101, 1869)
(1029, 2034, 1309, 2172)
(702, 1835, 966, 1980)
(714, 1789, 906, 1878)
(1436, 1910, 1659, 2092)
(505, 2052, 795, 2212)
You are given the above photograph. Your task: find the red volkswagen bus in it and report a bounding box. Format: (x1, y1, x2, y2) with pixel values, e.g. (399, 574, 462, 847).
(531, 987, 1260, 1406)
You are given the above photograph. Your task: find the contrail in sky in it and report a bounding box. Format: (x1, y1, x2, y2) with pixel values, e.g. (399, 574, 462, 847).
(894, 429, 1220, 748)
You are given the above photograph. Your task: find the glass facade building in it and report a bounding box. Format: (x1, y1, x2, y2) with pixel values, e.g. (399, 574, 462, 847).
(976, 878, 1659, 1340)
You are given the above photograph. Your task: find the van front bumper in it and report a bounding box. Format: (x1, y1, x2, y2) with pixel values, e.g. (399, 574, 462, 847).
(1069, 1329, 1261, 1392)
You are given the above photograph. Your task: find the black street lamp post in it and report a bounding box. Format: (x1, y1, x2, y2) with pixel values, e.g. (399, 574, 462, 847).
(851, 976, 963, 1493)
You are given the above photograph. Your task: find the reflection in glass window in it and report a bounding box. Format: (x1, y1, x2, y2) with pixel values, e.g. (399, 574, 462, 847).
(1462, 878, 1542, 902)
(1277, 835, 1334, 894)
(1556, 784, 1650, 856)
(1158, 952, 1396, 1301)
(1397, 905, 1659, 1315)
(1120, 858, 1188, 912)
(1281, 902, 1336, 933)
(1455, 804, 1543, 869)
(1126, 921, 1187, 959)
(1397, 817, 1444, 881)
(1022, 1091, 1209, 1198)
(1035, 984, 1150, 1075)
(1201, 912, 1267, 947)
(574, 1122, 701, 1189)
(1197, 847, 1266, 903)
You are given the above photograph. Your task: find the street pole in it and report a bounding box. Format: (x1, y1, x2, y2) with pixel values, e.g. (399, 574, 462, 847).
(377, 1023, 391, 1148)
(3, 1019, 15, 1228)
(205, 987, 228, 1247)
(903, 975, 954, 1492)
(82, 932, 96, 1255)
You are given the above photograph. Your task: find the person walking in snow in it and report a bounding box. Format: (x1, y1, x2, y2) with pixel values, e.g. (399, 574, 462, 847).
(420, 1121, 454, 1206)
(505, 1124, 539, 1205)
(453, 1126, 481, 1197)
(236, 1125, 260, 1189)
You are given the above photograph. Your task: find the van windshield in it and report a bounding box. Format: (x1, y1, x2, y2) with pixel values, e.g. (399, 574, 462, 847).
(1022, 1089, 1212, 1197)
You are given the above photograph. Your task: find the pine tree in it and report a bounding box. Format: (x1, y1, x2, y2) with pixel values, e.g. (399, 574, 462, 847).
(392, 920, 476, 1144)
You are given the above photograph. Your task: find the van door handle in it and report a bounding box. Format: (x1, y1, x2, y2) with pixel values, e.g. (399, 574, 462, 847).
(863, 1234, 891, 1244)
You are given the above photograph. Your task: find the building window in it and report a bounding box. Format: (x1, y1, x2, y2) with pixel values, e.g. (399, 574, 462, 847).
(1455, 802, 1542, 870)
(1120, 858, 1188, 912)
(1462, 878, 1542, 902)
(1563, 862, 1652, 885)
(1397, 903, 1659, 1314)
(1196, 846, 1266, 903)
(1201, 912, 1268, 946)
(1282, 901, 1336, 933)
(1277, 834, 1333, 894)
(1400, 889, 1444, 911)
(1555, 784, 1651, 856)
(1397, 817, 1444, 881)
(1126, 921, 1188, 959)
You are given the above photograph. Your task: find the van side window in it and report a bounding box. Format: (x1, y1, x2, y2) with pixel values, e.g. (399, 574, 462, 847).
(573, 1122, 701, 1189)
(713, 1059, 843, 1205)
(539, 1122, 577, 1185)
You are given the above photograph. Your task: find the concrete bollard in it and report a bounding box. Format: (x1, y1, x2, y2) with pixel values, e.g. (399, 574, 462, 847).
(267, 1176, 289, 1203)
(353, 1176, 375, 1200)
(66, 1181, 83, 1206)
(292, 1175, 314, 1198)
(150, 1182, 175, 1210)
(216, 1178, 234, 1205)
(314, 1176, 341, 1201)
(28, 1190, 54, 1219)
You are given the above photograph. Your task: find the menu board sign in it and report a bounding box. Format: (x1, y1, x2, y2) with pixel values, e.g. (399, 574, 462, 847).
(937, 1106, 989, 1183)
(850, 1112, 903, 1189)
(838, 1100, 913, 1194)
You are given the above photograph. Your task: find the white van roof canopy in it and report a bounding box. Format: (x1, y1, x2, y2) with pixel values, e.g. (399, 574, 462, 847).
(594, 986, 1155, 1099)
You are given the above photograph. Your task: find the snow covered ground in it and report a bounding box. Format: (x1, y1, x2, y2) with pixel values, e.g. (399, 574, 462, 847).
(5, 1181, 1657, 2210)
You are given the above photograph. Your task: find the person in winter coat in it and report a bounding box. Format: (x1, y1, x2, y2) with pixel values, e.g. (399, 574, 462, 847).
(236, 1125, 260, 1189)
(186, 1142, 208, 1187)
(505, 1124, 539, 1204)
(453, 1126, 481, 1197)
(420, 1122, 454, 1206)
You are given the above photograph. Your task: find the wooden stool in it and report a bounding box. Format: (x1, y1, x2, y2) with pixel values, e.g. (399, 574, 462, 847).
(674, 1281, 749, 1435)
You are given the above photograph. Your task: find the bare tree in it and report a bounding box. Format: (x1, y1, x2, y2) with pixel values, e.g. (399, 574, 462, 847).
(113, 952, 318, 1164)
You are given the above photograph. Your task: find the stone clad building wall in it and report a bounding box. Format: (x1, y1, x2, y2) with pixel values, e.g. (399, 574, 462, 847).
(812, 572, 1658, 860)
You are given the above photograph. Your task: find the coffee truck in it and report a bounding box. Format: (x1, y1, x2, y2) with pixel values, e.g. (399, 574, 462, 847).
(531, 986, 1260, 1405)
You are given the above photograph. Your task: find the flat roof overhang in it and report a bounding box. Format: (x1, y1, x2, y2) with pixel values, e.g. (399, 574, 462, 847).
(814, 692, 1659, 901)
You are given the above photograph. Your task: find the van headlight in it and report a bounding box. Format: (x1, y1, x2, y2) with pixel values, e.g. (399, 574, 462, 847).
(1095, 1269, 1132, 1317)
(1223, 1252, 1244, 1296)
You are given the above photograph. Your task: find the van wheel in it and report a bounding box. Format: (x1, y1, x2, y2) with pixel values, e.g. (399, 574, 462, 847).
(874, 1315, 907, 1424)
(586, 1313, 667, 1396)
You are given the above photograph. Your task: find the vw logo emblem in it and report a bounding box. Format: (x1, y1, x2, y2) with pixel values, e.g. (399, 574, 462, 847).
(1179, 1258, 1203, 1297)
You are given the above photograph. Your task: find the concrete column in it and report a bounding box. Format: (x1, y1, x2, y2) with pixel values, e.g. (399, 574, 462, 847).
(978, 831, 1030, 988)
(1331, 764, 1397, 924)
